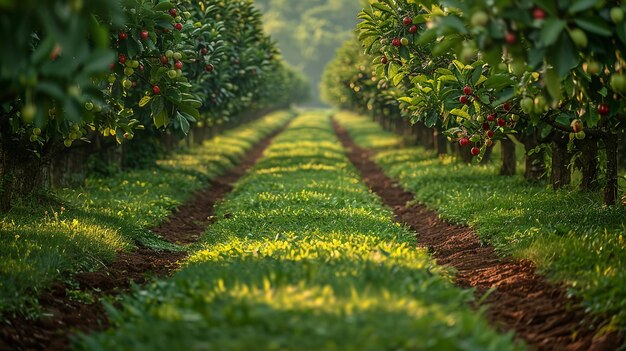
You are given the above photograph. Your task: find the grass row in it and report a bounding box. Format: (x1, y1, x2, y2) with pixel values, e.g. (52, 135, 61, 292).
(334, 111, 626, 331)
(0, 111, 293, 318)
(77, 111, 522, 351)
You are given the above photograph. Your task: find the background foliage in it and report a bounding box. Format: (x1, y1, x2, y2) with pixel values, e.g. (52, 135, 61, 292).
(255, 0, 363, 105)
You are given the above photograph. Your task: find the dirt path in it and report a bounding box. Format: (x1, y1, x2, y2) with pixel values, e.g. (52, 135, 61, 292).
(0, 125, 286, 351)
(333, 119, 624, 351)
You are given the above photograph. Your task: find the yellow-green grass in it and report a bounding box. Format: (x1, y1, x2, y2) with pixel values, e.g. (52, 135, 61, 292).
(0, 111, 293, 317)
(335, 110, 626, 331)
(77, 112, 521, 351)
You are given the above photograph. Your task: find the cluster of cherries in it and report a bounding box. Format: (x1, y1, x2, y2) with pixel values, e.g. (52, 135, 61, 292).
(458, 85, 513, 157)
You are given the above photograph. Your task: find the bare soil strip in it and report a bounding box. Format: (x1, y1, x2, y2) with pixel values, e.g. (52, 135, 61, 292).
(333, 119, 624, 351)
(0, 126, 285, 351)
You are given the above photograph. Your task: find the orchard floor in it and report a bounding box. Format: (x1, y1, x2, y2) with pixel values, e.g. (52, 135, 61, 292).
(0, 125, 285, 350)
(333, 119, 624, 351)
(2, 110, 623, 350)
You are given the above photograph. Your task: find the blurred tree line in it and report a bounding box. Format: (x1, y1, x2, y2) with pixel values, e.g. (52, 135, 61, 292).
(255, 0, 362, 105)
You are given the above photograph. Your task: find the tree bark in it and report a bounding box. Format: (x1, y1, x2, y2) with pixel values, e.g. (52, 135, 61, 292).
(395, 118, 404, 135)
(500, 137, 516, 176)
(603, 132, 619, 206)
(435, 128, 448, 156)
(551, 133, 571, 189)
(423, 126, 434, 150)
(0, 142, 51, 212)
(522, 131, 546, 182)
(457, 145, 473, 164)
(574, 137, 599, 191)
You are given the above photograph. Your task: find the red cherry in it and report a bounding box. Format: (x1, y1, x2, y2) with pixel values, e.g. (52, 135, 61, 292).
(503, 102, 511, 112)
(505, 32, 517, 44)
(161, 55, 169, 65)
(497, 118, 507, 127)
(459, 95, 469, 104)
(174, 23, 183, 31)
(201, 48, 208, 55)
(169, 8, 177, 17)
(152, 85, 161, 95)
(118, 54, 127, 64)
(109, 63, 116, 70)
(409, 25, 418, 33)
(463, 85, 472, 95)
(597, 103, 610, 115)
(139, 65, 144, 71)
(482, 123, 491, 131)
(459, 137, 470, 147)
(533, 8, 546, 20)
(140, 30, 149, 40)
(487, 130, 495, 138)
(392, 38, 402, 47)
(487, 113, 496, 122)
(118, 32, 127, 40)
(205, 64, 214, 72)
(381, 56, 388, 64)
(471, 147, 480, 156)
(175, 60, 183, 69)
(403, 17, 412, 26)
(485, 139, 494, 147)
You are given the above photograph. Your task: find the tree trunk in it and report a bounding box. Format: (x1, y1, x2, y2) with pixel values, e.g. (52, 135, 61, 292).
(551, 133, 571, 189)
(603, 132, 619, 206)
(575, 137, 599, 191)
(500, 137, 516, 176)
(523, 131, 546, 182)
(395, 118, 404, 135)
(423, 127, 434, 150)
(51, 145, 90, 187)
(0, 143, 51, 212)
(435, 128, 448, 156)
(457, 145, 473, 164)
(403, 119, 413, 141)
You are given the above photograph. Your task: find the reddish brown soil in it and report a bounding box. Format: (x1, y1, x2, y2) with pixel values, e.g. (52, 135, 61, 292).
(0, 127, 284, 351)
(333, 120, 625, 351)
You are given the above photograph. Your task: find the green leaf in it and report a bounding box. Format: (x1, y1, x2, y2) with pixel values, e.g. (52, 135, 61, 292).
(438, 75, 458, 83)
(178, 104, 200, 120)
(154, 1, 174, 11)
(574, 17, 612, 37)
(483, 75, 514, 90)
(139, 95, 152, 107)
(435, 68, 454, 76)
(547, 34, 579, 77)
(545, 68, 563, 101)
(82, 49, 115, 75)
(176, 112, 190, 135)
(450, 108, 471, 119)
(153, 109, 169, 129)
(438, 15, 467, 34)
(540, 19, 566, 46)
(392, 72, 405, 86)
(388, 61, 401, 79)
(371, 2, 393, 13)
(568, 0, 597, 14)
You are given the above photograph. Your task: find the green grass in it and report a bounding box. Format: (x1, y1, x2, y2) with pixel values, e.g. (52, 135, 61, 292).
(0, 111, 293, 318)
(335, 111, 626, 332)
(77, 111, 522, 351)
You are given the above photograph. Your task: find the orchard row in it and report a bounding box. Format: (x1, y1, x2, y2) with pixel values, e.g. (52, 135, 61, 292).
(322, 0, 626, 206)
(0, 0, 308, 211)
